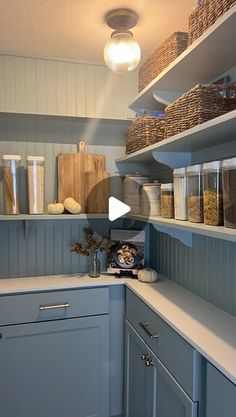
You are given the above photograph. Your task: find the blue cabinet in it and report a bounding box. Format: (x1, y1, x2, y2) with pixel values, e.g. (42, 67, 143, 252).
(206, 362, 236, 417)
(0, 288, 110, 417)
(125, 321, 198, 417)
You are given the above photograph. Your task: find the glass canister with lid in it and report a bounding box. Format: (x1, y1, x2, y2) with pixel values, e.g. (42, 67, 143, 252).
(173, 167, 188, 220)
(2, 155, 21, 214)
(161, 183, 174, 218)
(203, 160, 223, 226)
(187, 164, 203, 223)
(27, 156, 45, 214)
(141, 182, 161, 216)
(122, 174, 150, 214)
(222, 157, 236, 228)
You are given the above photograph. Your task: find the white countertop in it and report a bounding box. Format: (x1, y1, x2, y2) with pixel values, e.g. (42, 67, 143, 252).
(0, 274, 124, 294)
(0, 274, 236, 385)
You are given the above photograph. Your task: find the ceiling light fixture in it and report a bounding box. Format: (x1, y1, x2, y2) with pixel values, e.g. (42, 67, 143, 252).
(104, 8, 141, 73)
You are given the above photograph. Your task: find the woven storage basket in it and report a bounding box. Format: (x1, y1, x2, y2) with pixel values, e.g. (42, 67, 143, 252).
(126, 116, 166, 154)
(138, 32, 188, 92)
(164, 84, 236, 138)
(188, 0, 236, 45)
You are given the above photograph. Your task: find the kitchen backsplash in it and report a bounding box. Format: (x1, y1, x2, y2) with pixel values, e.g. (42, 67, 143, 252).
(150, 227, 236, 317)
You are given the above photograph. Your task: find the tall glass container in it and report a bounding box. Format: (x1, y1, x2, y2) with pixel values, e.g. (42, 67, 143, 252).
(161, 183, 174, 218)
(27, 156, 45, 214)
(222, 157, 236, 228)
(187, 164, 203, 223)
(2, 155, 21, 214)
(203, 161, 223, 226)
(173, 167, 188, 220)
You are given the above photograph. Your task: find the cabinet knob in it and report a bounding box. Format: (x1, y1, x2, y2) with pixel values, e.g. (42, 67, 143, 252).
(141, 353, 148, 361)
(145, 357, 154, 367)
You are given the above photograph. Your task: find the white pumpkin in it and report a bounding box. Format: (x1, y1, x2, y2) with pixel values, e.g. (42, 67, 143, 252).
(64, 197, 82, 214)
(138, 268, 158, 283)
(47, 202, 64, 215)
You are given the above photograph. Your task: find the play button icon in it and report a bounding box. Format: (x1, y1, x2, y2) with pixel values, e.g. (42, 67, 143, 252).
(109, 197, 130, 221)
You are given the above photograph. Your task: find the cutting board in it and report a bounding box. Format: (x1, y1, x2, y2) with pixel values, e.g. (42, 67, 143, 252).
(85, 159, 110, 213)
(57, 141, 106, 211)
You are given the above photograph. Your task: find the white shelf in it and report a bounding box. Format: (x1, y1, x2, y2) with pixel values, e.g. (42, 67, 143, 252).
(116, 110, 236, 164)
(130, 5, 236, 111)
(0, 214, 108, 221)
(128, 214, 236, 242)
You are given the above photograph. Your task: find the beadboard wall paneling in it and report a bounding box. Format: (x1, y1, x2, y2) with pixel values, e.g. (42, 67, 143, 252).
(0, 218, 144, 279)
(0, 141, 124, 213)
(150, 228, 236, 317)
(0, 54, 137, 119)
(0, 219, 118, 278)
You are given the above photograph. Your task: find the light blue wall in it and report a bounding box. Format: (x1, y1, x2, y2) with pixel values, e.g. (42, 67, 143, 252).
(150, 227, 236, 317)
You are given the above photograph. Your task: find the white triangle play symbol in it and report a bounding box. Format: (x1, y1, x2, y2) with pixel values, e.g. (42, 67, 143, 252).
(109, 197, 131, 221)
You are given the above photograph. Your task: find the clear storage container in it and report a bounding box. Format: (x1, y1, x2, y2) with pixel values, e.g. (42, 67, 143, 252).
(141, 182, 161, 216)
(187, 164, 203, 223)
(173, 167, 188, 220)
(122, 174, 150, 214)
(203, 161, 223, 226)
(222, 157, 236, 229)
(27, 156, 45, 214)
(2, 155, 21, 214)
(161, 183, 174, 218)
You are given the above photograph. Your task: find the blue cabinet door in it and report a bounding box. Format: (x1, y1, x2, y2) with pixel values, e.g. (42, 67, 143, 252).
(206, 362, 236, 417)
(125, 321, 198, 417)
(125, 320, 157, 417)
(0, 315, 109, 417)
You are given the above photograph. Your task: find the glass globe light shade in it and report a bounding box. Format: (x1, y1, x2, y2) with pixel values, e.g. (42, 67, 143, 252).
(104, 31, 141, 73)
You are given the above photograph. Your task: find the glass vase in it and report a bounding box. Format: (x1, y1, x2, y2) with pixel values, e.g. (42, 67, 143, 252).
(89, 251, 100, 278)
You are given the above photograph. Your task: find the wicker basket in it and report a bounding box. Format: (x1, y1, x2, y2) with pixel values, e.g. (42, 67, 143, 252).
(126, 116, 166, 154)
(138, 32, 188, 92)
(164, 84, 236, 138)
(188, 0, 236, 45)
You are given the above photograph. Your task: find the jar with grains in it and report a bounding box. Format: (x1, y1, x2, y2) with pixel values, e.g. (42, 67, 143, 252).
(141, 182, 161, 216)
(122, 174, 150, 214)
(2, 155, 21, 214)
(161, 183, 174, 218)
(173, 167, 188, 220)
(27, 156, 45, 214)
(222, 157, 236, 229)
(203, 161, 223, 226)
(187, 164, 203, 223)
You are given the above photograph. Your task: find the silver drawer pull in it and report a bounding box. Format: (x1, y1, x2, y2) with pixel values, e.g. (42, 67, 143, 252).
(39, 303, 70, 311)
(139, 321, 159, 340)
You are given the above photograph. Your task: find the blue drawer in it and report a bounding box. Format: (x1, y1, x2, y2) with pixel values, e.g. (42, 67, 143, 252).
(0, 287, 109, 325)
(126, 287, 202, 401)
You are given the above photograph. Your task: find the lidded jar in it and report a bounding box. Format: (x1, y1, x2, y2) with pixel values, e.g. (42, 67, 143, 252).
(173, 167, 188, 220)
(141, 182, 161, 216)
(222, 157, 236, 229)
(122, 174, 150, 214)
(161, 183, 174, 218)
(203, 160, 223, 226)
(187, 164, 203, 223)
(26, 156, 45, 214)
(2, 155, 21, 214)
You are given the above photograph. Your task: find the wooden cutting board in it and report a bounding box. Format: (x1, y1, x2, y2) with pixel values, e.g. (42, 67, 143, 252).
(57, 141, 106, 211)
(85, 159, 110, 213)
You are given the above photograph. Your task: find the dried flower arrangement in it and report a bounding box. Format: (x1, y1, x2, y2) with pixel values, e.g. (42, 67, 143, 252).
(71, 227, 114, 256)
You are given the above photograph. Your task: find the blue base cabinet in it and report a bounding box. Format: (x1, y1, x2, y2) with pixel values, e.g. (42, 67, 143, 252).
(206, 362, 236, 417)
(125, 321, 198, 417)
(0, 288, 110, 417)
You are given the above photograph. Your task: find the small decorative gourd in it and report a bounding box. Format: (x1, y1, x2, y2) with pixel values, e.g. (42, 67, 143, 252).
(138, 268, 158, 283)
(47, 202, 64, 215)
(64, 197, 82, 214)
